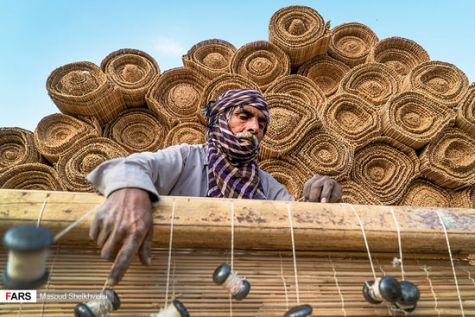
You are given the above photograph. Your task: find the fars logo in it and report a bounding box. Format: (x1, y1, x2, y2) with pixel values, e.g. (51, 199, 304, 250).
(0, 290, 37, 303)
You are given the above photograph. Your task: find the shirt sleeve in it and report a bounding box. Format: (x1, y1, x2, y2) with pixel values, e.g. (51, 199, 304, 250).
(258, 169, 295, 201)
(86, 144, 190, 202)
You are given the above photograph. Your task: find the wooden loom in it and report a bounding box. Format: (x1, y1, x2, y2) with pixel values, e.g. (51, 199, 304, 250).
(0, 189, 474, 316)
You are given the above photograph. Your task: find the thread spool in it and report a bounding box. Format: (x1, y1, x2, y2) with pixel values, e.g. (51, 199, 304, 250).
(151, 299, 190, 317)
(394, 280, 420, 313)
(362, 276, 401, 304)
(74, 288, 121, 317)
(284, 304, 313, 317)
(213, 263, 250, 300)
(2, 225, 53, 289)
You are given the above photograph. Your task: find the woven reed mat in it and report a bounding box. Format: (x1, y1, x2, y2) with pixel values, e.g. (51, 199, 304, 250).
(339, 62, 400, 107)
(321, 93, 381, 146)
(34, 113, 99, 163)
(351, 137, 420, 205)
(456, 84, 475, 135)
(46, 61, 126, 125)
(381, 91, 456, 150)
(230, 40, 290, 91)
(146, 67, 208, 127)
(399, 178, 453, 208)
(328, 22, 378, 68)
(297, 55, 350, 97)
(403, 61, 469, 108)
(453, 186, 475, 209)
(0, 127, 42, 172)
(56, 137, 128, 192)
(419, 128, 475, 189)
(104, 109, 170, 153)
(260, 93, 320, 159)
(0, 163, 64, 191)
(259, 156, 307, 198)
(340, 180, 382, 205)
(101, 48, 160, 107)
(164, 122, 206, 147)
(368, 37, 430, 78)
(183, 39, 236, 79)
(269, 5, 331, 66)
(1, 246, 474, 316)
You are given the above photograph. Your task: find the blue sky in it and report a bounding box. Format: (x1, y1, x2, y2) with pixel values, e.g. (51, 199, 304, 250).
(1, 0, 474, 131)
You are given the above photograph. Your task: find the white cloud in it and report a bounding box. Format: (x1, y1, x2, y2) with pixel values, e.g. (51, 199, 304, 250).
(153, 37, 186, 57)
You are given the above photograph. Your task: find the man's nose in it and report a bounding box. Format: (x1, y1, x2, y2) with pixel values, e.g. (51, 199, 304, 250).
(246, 118, 259, 133)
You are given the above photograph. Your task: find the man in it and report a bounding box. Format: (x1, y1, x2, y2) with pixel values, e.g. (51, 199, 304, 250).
(87, 89, 342, 285)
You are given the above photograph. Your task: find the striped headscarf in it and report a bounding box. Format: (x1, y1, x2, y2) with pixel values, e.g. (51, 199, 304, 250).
(204, 89, 269, 199)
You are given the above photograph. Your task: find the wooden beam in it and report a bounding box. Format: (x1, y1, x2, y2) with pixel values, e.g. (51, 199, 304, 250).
(0, 189, 474, 254)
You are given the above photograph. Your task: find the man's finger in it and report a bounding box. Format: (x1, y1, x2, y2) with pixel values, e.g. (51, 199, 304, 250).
(138, 227, 153, 266)
(89, 213, 103, 241)
(330, 183, 343, 203)
(303, 175, 317, 201)
(101, 226, 127, 261)
(320, 180, 334, 203)
(309, 182, 323, 202)
(97, 219, 113, 248)
(108, 234, 143, 285)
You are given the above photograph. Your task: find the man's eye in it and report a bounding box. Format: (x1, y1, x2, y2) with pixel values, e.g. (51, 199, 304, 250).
(239, 114, 248, 120)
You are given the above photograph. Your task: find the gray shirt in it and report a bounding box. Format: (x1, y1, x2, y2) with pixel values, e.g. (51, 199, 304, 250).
(86, 143, 294, 201)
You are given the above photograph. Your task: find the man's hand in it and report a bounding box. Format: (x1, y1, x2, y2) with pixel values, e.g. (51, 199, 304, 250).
(89, 188, 153, 285)
(303, 175, 342, 203)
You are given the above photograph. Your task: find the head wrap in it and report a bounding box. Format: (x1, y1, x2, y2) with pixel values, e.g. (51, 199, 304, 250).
(204, 89, 269, 199)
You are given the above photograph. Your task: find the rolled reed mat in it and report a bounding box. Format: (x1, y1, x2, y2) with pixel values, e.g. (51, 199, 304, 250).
(0, 128, 42, 172)
(328, 22, 379, 68)
(268, 5, 331, 66)
(260, 93, 320, 159)
(339, 62, 400, 107)
(56, 137, 128, 191)
(403, 61, 469, 108)
(367, 37, 430, 78)
(163, 122, 206, 147)
(46, 61, 126, 125)
(399, 178, 452, 208)
(419, 128, 475, 189)
(351, 136, 419, 205)
(259, 156, 306, 198)
(297, 55, 350, 97)
(230, 40, 290, 91)
(34, 113, 99, 163)
(381, 91, 456, 150)
(456, 84, 475, 135)
(0, 163, 65, 191)
(183, 39, 236, 79)
(321, 93, 381, 145)
(453, 185, 475, 208)
(146, 67, 208, 126)
(290, 127, 353, 180)
(104, 109, 170, 153)
(340, 179, 382, 205)
(101, 48, 160, 107)
(201, 73, 261, 108)
(266, 74, 326, 113)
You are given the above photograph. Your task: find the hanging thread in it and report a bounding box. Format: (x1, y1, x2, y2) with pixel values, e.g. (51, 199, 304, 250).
(164, 199, 177, 308)
(389, 207, 405, 281)
(329, 256, 347, 317)
(421, 264, 441, 317)
(37, 193, 50, 227)
(286, 203, 300, 305)
(279, 251, 289, 311)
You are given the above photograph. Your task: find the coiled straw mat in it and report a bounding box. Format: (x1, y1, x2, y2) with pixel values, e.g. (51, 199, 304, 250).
(259, 156, 307, 198)
(456, 84, 475, 135)
(104, 109, 170, 153)
(146, 67, 208, 127)
(230, 41, 290, 91)
(399, 178, 452, 208)
(453, 186, 475, 209)
(328, 22, 379, 68)
(367, 37, 430, 78)
(56, 137, 128, 192)
(351, 136, 420, 205)
(0, 127, 42, 172)
(403, 61, 469, 108)
(34, 113, 99, 163)
(101, 48, 160, 107)
(339, 62, 400, 107)
(297, 55, 350, 97)
(200, 73, 261, 108)
(291, 127, 353, 180)
(183, 39, 236, 79)
(164, 122, 206, 147)
(260, 93, 320, 159)
(266, 74, 326, 113)
(321, 93, 381, 145)
(340, 180, 382, 205)
(381, 92, 455, 150)
(268, 5, 331, 66)
(0, 163, 65, 191)
(419, 128, 475, 189)
(46, 61, 126, 125)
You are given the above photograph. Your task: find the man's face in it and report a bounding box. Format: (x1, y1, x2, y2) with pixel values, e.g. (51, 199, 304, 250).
(227, 105, 267, 144)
